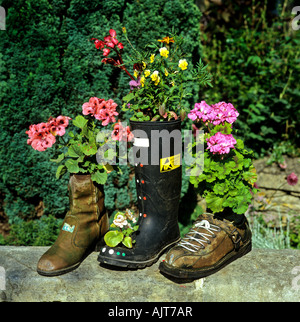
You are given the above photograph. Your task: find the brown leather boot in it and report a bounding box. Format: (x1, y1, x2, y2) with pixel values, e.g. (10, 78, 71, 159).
(159, 212, 252, 279)
(37, 174, 109, 276)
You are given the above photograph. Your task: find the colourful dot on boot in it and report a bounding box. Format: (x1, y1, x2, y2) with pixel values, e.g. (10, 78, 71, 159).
(140, 164, 143, 167)
(117, 252, 120, 256)
(143, 196, 147, 200)
(141, 180, 145, 184)
(122, 253, 126, 257)
(143, 214, 147, 218)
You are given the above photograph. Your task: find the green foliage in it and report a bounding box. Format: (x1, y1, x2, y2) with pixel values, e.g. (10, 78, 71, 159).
(119, 31, 212, 121)
(0, 0, 201, 230)
(201, 1, 300, 157)
(0, 215, 63, 246)
(52, 115, 113, 185)
(249, 214, 291, 250)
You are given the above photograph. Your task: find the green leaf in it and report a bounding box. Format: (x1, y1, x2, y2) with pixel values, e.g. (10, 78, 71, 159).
(123, 92, 135, 102)
(104, 230, 124, 247)
(82, 143, 97, 156)
(236, 139, 244, 149)
(91, 170, 108, 185)
(50, 153, 65, 163)
(205, 192, 224, 213)
(73, 115, 88, 129)
(122, 236, 133, 248)
(56, 165, 67, 179)
(68, 144, 83, 158)
(65, 159, 80, 173)
(213, 182, 228, 195)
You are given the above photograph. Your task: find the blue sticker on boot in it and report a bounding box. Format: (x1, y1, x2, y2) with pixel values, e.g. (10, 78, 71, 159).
(62, 223, 75, 233)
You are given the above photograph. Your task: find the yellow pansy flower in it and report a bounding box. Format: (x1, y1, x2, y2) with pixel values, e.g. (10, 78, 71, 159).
(159, 47, 169, 58)
(150, 71, 160, 85)
(178, 59, 188, 70)
(164, 69, 169, 76)
(142, 61, 146, 69)
(134, 69, 139, 78)
(150, 54, 155, 63)
(144, 70, 151, 77)
(140, 76, 145, 87)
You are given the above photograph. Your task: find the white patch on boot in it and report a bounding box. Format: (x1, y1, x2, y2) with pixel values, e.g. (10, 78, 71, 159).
(62, 223, 75, 233)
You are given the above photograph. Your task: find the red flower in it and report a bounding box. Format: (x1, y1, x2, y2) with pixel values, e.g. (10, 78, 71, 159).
(287, 172, 298, 186)
(92, 38, 105, 50)
(104, 29, 119, 48)
(111, 121, 134, 142)
(103, 48, 110, 56)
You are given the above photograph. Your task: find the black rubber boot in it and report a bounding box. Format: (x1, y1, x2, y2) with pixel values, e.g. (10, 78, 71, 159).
(98, 119, 182, 268)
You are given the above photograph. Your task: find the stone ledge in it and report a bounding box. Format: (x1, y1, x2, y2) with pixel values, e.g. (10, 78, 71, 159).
(0, 246, 300, 302)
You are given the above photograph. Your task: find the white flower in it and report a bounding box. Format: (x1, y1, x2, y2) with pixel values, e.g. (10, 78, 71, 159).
(113, 214, 128, 229)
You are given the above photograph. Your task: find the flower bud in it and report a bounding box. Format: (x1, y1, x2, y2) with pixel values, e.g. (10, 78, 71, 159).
(159, 103, 166, 117)
(179, 108, 186, 121)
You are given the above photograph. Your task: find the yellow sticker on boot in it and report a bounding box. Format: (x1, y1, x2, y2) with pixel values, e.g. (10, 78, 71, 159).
(160, 154, 181, 173)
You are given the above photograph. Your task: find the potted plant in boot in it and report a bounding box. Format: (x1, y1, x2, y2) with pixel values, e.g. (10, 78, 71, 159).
(159, 101, 258, 279)
(93, 28, 213, 268)
(26, 99, 134, 276)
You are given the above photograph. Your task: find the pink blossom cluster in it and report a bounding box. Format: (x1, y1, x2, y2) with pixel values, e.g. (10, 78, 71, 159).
(206, 132, 237, 155)
(26, 116, 71, 152)
(188, 101, 239, 125)
(111, 121, 134, 142)
(82, 97, 118, 126)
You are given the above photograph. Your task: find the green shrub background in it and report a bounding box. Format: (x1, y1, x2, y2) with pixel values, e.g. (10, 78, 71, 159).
(0, 0, 200, 244)
(0, 0, 299, 246)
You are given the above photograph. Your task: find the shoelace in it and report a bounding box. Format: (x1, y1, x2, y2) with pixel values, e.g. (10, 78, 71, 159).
(178, 219, 221, 252)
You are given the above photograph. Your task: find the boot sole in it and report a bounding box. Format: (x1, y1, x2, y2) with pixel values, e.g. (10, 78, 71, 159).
(37, 261, 81, 277)
(159, 241, 252, 280)
(98, 237, 181, 269)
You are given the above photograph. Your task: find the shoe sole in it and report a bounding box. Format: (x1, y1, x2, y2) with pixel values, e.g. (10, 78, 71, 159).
(98, 237, 181, 269)
(37, 261, 81, 277)
(159, 241, 252, 279)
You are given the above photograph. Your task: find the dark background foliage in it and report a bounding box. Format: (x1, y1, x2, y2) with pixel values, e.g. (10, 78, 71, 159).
(0, 0, 200, 243)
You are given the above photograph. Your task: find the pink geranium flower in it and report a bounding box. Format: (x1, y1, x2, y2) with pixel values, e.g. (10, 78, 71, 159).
(211, 101, 239, 125)
(287, 172, 298, 186)
(188, 101, 239, 126)
(111, 121, 134, 142)
(82, 97, 118, 126)
(26, 115, 71, 151)
(206, 132, 237, 155)
(188, 101, 215, 123)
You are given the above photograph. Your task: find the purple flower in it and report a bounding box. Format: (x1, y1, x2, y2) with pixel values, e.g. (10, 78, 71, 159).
(129, 77, 141, 90)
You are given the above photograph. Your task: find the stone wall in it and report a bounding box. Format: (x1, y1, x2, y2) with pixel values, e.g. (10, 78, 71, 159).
(1, 246, 300, 302)
(252, 156, 300, 226)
